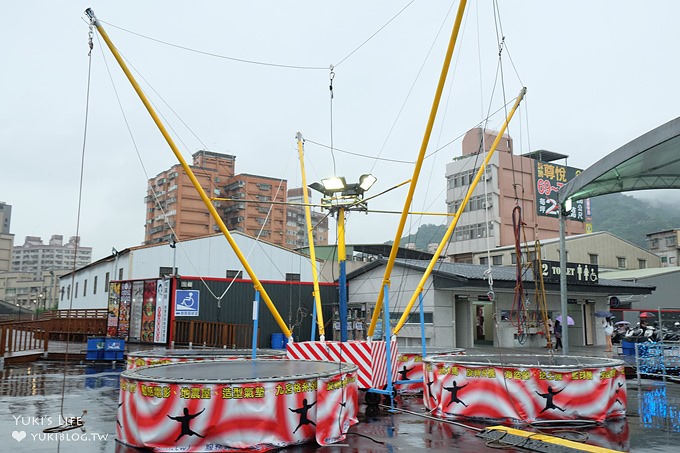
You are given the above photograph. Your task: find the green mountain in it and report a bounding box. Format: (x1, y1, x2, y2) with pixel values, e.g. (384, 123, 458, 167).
(590, 193, 680, 248)
(395, 193, 680, 252)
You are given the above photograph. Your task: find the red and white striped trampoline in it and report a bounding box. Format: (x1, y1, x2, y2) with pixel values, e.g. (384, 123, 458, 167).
(423, 354, 627, 423)
(394, 347, 465, 394)
(117, 359, 359, 452)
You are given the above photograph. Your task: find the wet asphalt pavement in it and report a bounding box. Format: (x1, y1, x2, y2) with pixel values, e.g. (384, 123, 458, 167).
(2, 345, 680, 452)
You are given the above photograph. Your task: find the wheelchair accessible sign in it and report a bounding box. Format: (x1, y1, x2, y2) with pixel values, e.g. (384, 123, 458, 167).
(175, 290, 200, 316)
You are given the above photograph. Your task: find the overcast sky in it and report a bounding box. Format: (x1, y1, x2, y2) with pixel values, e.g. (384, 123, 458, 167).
(2, 1, 680, 260)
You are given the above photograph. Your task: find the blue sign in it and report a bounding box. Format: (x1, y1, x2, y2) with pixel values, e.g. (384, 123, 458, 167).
(175, 290, 200, 317)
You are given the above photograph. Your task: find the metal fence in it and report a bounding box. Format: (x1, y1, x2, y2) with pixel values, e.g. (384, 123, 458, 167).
(634, 341, 680, 384)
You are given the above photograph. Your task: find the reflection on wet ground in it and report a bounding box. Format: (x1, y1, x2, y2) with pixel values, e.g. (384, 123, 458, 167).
(2, 361, 680, 452)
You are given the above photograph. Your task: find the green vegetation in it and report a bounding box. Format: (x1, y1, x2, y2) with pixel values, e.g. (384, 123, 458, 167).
(590, 193, 680, 248)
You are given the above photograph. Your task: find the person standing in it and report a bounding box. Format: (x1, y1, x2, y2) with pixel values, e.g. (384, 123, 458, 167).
(545, 316, 554, 348)
(603, 317, 614, 352)
(554, 319, 563, 351)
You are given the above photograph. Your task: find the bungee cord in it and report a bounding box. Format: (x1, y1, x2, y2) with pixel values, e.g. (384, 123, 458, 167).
(48, 22, 95, 436)
(98, 1, 417, 71)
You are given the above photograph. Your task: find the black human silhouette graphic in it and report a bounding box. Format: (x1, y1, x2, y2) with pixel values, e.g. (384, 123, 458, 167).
(116, 402, 123, 428)
(426, 378, 438, 404)
(614, 381, 624, 405)
(444, 380, 469, 408)
(167, 407, 205, 441)
(397, 365, 414, 381)
(536, 386, 565, 413)
(289, 398, 316, 433)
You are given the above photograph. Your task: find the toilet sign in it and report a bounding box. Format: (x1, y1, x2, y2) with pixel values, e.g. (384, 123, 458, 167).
(175, 290, 200, 316)
(537, 260, 599, 285)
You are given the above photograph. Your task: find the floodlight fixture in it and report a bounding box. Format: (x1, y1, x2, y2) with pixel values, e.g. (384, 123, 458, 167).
(308, 182, 326, 194)
(561, 197, 573, 216)
(321, 176, 347, 193)
(358, 174, 377, 192)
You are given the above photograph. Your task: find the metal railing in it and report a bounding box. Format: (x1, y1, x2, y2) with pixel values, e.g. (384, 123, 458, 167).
(39, 309, 108, 320)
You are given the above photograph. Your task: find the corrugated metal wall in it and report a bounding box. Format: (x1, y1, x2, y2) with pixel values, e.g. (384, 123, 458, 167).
(175, 278, 338, 346)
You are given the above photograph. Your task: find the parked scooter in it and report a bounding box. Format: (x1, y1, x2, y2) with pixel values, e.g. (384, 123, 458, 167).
(624, 322, 660, 343)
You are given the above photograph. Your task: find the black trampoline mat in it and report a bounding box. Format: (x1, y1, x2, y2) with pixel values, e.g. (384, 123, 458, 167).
(424, 353, 625, 369)
(128, 348, 285, 359)
(122, 359, 357, 383)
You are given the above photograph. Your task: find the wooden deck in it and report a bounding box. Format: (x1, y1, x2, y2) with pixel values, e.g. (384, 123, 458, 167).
(1, 311, 255, 365)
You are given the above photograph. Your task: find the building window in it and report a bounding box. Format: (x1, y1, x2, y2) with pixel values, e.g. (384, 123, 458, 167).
(226, 270, 242, 279)
(159, 267, 176, 277)
(75, 282, 79, 298)
(118, 268, 124, 280)
(285, 273, 301, 282)
(661, 256, 668, 264)
(509, 251, 533, 265)
(492, 255, 503, 265)
(104, 272, 110, 292)
(617, 257, 626, 269)
(93, 276, 98, 295)
(66, 285, 70, 300)
(390, 311, 434, 324)
(451, 222, 494, 242)
(666, 236, 677, 247)
(479, 256, 488, 265)
(638, 259, 646, 269)
(589, 254, 598, 265)
(83, 279, 87, 297)
(649, 238, 659, 250)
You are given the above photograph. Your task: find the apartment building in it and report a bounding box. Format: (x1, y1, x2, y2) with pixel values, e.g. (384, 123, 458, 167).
(646, 229, 680, 266)
(6, 233, 87, 310)
(0, 270, 61, 312)
(444, 128, 587, 262)
(222, 173, 288, 246)
(145, 150, 237, 245)
(12, 235, 92, 277)
(285, 187, 329, 249)
(145, 150, 323, 249)
(0, 201, 13, 272)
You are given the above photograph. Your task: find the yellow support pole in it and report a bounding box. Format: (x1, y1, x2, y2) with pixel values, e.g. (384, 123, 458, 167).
(85, 9, 292, 339)
(337, 209, 346, 262)
(482, 426, 624, 453)
(296, 132, 325, 339)
(368, 0, 468, 338)
(393, 87, 526, 336)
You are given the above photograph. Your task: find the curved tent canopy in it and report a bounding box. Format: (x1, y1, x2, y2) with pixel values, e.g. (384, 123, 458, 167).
(559, 116, 680, 203)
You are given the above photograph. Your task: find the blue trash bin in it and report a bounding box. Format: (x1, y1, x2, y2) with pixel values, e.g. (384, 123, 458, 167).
(86, 337, 105, 360)
(104, 338, 125, 361)
(621, 340, 636, 356)
(270, 333, 287, 349)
